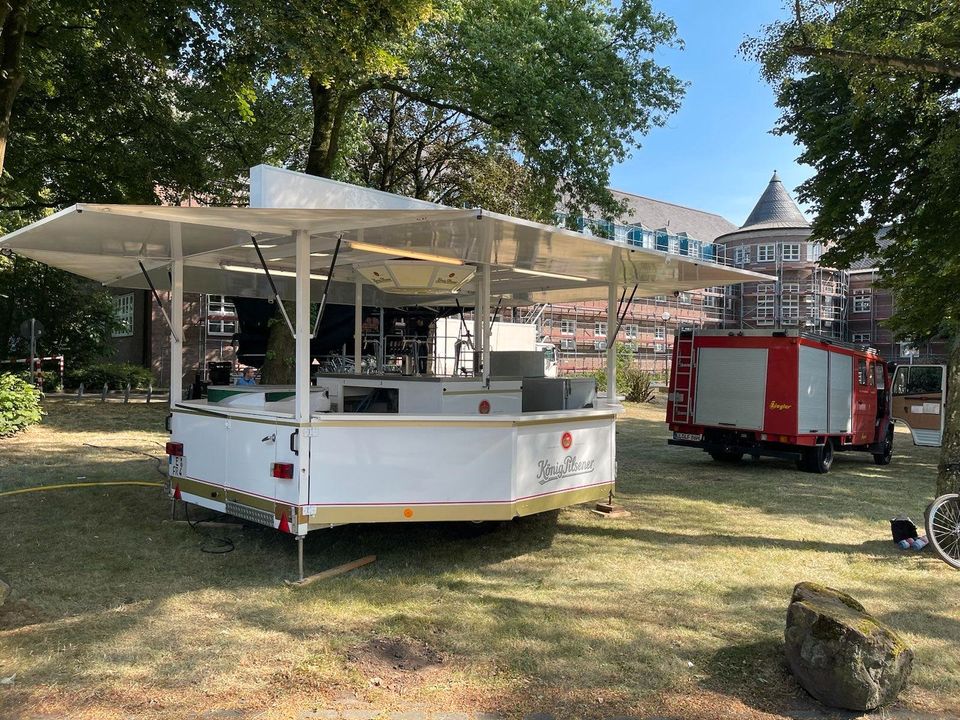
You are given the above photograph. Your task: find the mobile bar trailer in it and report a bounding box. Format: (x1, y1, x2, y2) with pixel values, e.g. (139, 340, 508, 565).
(0, 166, 768, 578)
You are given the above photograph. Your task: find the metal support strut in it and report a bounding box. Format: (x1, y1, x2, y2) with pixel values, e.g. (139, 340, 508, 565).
(297, 535, 305, 582)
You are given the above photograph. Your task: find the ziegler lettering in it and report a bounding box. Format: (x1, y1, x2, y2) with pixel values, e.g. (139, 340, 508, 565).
(537, 455, 595, 484)
(769, 401, 792, 411)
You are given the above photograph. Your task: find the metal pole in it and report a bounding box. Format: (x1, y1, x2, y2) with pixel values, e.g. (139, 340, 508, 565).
(297, 535, 304, 582)
(481, 263, 492, 385)
(606, 251, 619, 407)
(354, 280, 363, 374)
(294, 229, 311, 422)
(170, 223, 184, 406)
(29, 318, 36, 387)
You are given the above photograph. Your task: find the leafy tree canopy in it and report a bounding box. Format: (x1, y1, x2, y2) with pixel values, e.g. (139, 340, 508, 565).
(212, 0, 684, 219)
(747, 0, 960, 494)
(746, 0, 960, 342)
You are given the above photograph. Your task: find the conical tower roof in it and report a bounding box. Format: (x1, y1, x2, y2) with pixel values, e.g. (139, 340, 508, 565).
(739, 171, 809, 231)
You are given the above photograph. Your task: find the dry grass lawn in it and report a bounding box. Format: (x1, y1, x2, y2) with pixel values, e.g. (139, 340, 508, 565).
(1, 397, 959, 719)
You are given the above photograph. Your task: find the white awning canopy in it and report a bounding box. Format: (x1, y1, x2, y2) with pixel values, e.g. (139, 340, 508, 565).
(0, 202, 771, 305)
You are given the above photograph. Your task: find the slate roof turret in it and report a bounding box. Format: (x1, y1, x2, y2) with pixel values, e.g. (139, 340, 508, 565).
(739, 171, 810, 231)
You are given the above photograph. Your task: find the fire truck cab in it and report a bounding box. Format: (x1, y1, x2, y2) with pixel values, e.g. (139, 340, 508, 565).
(666, 329, 896, 473)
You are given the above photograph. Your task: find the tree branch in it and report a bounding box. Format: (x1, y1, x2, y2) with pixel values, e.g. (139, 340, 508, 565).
(377, 81, 499, 127)
(788, 43, 960, 79)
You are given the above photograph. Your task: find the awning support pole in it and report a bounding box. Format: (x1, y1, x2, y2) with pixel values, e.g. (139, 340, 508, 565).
(250, 235, 295, 338)
(606, 251, 619, 408)
(138, 260, 181, 344)
(312, 234, 343, 337)
(481, 263, 492, 385)
(353, 279, 363, 374)
(170, 223, 184, 406)
(294, 229, 311, 423)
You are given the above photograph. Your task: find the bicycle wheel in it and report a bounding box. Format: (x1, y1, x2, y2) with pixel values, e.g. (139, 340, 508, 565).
(925, 493, 960, 569)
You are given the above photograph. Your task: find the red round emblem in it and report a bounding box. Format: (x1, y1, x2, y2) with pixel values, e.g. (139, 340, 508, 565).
(478, 399, 491, 414)
(561, 432, 573, 449)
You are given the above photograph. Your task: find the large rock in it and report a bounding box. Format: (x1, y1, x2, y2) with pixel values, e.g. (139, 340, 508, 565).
(784, 582, 913, 711)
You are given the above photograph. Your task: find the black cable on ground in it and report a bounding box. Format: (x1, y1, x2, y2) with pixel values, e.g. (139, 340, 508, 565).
(183, 502, 236, 554)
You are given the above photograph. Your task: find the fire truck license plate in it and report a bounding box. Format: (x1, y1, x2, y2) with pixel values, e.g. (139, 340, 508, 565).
(169, 455, 185, 477)
(673, 432, 702, 442)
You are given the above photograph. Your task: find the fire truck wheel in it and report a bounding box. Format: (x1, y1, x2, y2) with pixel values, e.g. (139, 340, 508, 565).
(709, 449, 744, 463)
(873, 427, 894, 466)
(803, 442, 834, 474)
(925, 493, 960, 569)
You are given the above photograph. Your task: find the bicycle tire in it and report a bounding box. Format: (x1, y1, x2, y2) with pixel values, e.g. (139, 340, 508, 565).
(925, 493, 960, 570)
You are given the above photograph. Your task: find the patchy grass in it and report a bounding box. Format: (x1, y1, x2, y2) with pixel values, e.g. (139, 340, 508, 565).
(0, 397, 959, 719)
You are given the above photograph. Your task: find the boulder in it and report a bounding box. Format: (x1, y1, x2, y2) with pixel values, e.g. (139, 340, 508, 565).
(0, 578, 9, 606)
(784, 582, 913, 711)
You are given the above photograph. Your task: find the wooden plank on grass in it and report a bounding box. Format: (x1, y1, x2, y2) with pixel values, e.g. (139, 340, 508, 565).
(285, 555, 376, 587)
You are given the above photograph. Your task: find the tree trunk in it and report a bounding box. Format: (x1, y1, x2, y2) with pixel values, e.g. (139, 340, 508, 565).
(305, 75, 341, 178)
(936, 332, 960, 496)
(0, 0, 29, 178)
(259, 301, 296, 385)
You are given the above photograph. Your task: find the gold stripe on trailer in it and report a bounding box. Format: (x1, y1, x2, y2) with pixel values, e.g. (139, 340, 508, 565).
(305, 483, 614, 528)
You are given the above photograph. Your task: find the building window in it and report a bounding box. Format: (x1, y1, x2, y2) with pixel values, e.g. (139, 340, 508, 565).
(852, 333, 871, 343)
(560, 338, 576, 351)
(654, 326, 666, 341)
(113, 293, 134, 337)
(853, 292, 872, 313)
(207, 295, 238, 336)
(806, 243, 825, 262)
(734, 246, 750, 266)
(781, 244, 801, 262)
(560, 319, 575, 335)
(623, 324, 638, 340)
(757, 244, 775, 262)
(678, 292, 692, 305)
(781, 297, 799, 321)
(756, 288, 775, 322)
(654, 342, 666, 353)
(594, 340, 607, 351)
(654, 294, 667, 302)
(782, 282, 800, 294)
(594, 322, 606, 337)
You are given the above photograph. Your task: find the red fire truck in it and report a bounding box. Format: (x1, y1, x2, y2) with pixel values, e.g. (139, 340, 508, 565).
(666, 330, 894, 473)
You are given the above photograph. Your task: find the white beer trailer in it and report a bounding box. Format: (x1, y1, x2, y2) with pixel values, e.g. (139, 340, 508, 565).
(0, 166, 768, 578)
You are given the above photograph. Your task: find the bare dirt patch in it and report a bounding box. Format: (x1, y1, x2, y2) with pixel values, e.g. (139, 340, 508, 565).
(0, 599, 46, 631)
(348, 635, 445, 678)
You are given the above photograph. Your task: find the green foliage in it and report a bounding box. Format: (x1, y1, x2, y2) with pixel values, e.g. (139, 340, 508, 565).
(0, 254, 118, 367)
(592, 345, 657, 402)
(747, 0, 960, 494)
(65, 363, 154, 391)
(746, 0, 960, 343)
(0, 373, 43, 436)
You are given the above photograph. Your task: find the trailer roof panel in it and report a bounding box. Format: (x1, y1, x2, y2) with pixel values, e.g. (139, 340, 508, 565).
(0, 202, 773, 304)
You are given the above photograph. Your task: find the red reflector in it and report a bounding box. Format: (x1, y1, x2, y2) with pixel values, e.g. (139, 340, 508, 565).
(272, 462, 294, 479)
(165, 442, 183, 457)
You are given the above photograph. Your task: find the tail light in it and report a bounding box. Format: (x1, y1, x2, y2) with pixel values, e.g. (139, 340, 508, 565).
(272, 462, 294, 479)
(166, 442, 184, 457)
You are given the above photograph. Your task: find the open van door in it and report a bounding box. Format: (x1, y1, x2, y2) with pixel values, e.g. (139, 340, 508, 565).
(891, 364, 947, 446)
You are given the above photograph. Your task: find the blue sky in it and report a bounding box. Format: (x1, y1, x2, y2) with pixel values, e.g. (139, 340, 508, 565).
(609, 0, 813, 226)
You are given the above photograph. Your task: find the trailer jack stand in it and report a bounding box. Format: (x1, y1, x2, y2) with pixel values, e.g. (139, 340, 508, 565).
(297, 535, 305, 582)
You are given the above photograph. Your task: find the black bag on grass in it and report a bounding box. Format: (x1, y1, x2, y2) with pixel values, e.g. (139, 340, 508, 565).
(890, 515, 918, 543)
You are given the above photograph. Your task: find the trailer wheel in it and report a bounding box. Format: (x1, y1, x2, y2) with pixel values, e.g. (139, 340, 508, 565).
(925, 493, 960, 569)
(709, 449, 744, 463)
(873, 426, 894, 466)
(802, 442, 834, 474)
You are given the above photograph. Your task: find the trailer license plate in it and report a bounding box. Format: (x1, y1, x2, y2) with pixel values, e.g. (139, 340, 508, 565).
(169, 455, 185, 478)
(673, 432, 702, 442)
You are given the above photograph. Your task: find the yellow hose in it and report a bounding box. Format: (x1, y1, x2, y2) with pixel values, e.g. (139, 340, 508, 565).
(0, 481, 163, 498)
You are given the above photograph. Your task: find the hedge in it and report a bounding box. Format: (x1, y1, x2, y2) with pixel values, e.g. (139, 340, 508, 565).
(0, 374, 43, 436)
(64, 363, 154, 391)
